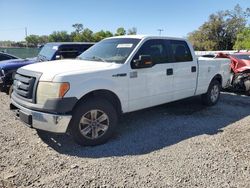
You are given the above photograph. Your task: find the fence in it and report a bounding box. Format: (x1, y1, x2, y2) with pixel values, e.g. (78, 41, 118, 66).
(195, 50, 249, 56)
(0, 48, 40, 58)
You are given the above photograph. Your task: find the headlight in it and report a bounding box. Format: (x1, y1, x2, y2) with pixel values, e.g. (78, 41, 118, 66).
(36, 82, 70, 105)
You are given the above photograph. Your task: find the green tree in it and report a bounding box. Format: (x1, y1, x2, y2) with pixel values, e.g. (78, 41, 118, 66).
(48, 31, 72, 42)
(38, 35, 49, 44)
(72, 23, 84, 33)
(188, 4, 250, 50)
(127, 27, 137, 35)
(93, 30, 113, 42)
(0, 41, 15, 47)
(25, 35, 40, 47)
(104, 31, 113, 38)
(115, 27, 126, 36)
(234, 27, 250, 50)
(73, 28, 94, 42)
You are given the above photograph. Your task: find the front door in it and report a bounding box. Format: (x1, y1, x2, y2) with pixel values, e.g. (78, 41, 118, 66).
(128, 39, 174, 112)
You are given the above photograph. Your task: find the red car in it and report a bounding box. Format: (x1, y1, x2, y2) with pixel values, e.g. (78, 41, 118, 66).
(217, 52, 250, 94)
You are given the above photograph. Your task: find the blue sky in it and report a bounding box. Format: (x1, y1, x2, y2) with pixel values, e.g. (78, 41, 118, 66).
(0, 0, 249, 41)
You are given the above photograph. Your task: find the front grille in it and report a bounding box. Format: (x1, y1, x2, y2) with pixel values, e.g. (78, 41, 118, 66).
(13, 73, 36, 101)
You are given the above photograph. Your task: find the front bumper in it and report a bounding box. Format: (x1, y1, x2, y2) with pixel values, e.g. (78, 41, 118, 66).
(11, 98, 72, 133)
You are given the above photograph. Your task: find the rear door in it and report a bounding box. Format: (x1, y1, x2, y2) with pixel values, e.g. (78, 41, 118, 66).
(167, 40, 197, 100)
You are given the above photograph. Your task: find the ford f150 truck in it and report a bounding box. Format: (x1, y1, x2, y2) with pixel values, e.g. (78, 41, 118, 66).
(0, 42, 94, 94)
(10, 36, 231, 146)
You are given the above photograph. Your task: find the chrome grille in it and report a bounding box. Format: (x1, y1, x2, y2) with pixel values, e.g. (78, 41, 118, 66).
(13, 73, 36, 100)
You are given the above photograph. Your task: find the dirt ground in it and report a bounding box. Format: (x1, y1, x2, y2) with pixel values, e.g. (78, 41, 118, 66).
(0, 92, 249, 187)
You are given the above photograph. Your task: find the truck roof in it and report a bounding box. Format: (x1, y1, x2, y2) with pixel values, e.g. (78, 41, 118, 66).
(108, 35, 187, 41)
(45, 42, 96, 46)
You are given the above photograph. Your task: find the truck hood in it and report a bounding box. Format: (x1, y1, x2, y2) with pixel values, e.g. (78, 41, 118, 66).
(19, 59, 120, 81)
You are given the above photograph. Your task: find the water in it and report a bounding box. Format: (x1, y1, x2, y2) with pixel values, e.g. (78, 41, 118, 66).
(0, 47, 40, 59)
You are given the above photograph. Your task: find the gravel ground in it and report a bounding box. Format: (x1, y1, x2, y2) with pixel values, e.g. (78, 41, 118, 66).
(0, 92, 249, 188)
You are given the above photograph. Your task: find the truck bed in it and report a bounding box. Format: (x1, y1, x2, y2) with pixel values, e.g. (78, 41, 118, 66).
(196, 57, 232, 95)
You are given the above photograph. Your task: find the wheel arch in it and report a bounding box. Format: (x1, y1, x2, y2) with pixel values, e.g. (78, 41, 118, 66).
(211, 74, 222, 86)
(73, 89, 123, 116)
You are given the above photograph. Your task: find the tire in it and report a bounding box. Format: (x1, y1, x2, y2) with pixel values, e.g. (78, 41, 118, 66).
(69, 98, 118, 146)
(201, 80, 221, 106)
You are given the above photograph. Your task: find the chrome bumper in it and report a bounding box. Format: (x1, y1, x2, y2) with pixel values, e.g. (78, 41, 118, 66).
(11, 98, 72, 133)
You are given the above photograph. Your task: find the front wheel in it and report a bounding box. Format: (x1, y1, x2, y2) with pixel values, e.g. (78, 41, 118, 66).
(201, 80, 221, 106)
(69, 98, 118, 146)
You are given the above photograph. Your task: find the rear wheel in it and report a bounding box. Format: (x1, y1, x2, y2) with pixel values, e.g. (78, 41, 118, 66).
(69, 98, 118, 146)
(201, 80, 221, 106)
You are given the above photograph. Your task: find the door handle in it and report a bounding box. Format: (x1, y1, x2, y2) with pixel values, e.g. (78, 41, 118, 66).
(191, 66, 196, 72)
(166, 68, 173, 75)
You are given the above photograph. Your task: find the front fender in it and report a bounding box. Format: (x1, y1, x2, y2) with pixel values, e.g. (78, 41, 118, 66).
(65, 77, 128, 113)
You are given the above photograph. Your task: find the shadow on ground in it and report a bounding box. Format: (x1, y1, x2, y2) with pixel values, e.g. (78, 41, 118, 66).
(37, 93, 250, 158)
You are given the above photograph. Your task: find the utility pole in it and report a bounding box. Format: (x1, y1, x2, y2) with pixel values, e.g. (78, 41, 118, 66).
(157, 29, 164, 36)
(25, 27, 27, 38)
(25, 27, 28, 47)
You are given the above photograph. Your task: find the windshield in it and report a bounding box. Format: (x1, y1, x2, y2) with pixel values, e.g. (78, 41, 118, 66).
(78, 38, 140, 64)
(232, 54, 250, 61)
(37, 44, 58, 61)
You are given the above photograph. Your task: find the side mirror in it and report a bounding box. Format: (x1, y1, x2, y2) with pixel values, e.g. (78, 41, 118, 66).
(132, 55, 153, 69)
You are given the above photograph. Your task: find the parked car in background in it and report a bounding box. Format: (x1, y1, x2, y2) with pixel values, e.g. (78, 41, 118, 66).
(216, 52, 250, 95)
(0, 52, 19, 61)
(0, 42, 94, 94)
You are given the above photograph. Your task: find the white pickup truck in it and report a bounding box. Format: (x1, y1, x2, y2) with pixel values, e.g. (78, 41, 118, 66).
(11, 35, 231, 146)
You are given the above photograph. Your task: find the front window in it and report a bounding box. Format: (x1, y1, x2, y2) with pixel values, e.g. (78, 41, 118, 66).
(232, 54, 250, 60)
(132, 39, 170, 65)
(78, 38, 140, 64)
(37, 44, 58, 61)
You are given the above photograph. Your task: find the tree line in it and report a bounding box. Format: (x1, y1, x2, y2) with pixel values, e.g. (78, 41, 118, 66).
(25, 26, 137, 47)
(187, 4, 250, 51)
